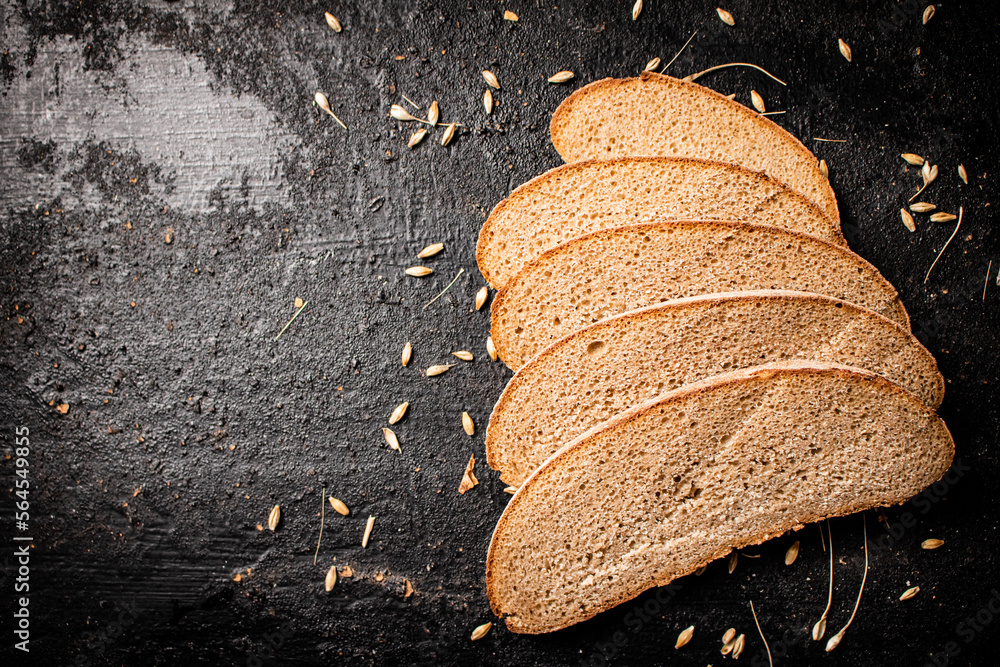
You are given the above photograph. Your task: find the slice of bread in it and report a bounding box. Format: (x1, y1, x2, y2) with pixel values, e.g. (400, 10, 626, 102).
(490, 221, 909, 369)
(487, 290, 944, 486)
(477, 157, 844, 289)
(549, 72, 839, 223)
(486, 361, 955, 634)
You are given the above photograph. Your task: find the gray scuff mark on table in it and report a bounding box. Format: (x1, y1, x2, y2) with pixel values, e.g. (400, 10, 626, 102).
(1, 33, 296, 213)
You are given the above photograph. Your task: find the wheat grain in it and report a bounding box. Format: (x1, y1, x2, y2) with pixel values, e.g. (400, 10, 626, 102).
(441, 123, 456, 146)
(362, 515, 375, 547)
(389, 402, 409, 425)
(812, 521, 833, 640)
(417, 243, 444, 258)
(924, 207, 963, 284)
(785, 540, 800, 565)
(838, 39, 852, 62)
(825, 516, 869, 653)
(471, 622, 492, 640)
(329, 497, 349, 516)
(675, 625, 695, 649)
(390, 104, 418, 121)
(407, 129, 427, 147)
(901, 208, 916, 232)
(383, 427, 401, 452)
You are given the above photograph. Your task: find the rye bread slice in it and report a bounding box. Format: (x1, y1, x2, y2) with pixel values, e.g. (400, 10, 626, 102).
(490, 220, 909, 369)
(485, 361, 955, 634)
(549, 72, 839, 223)
(477, 157, 844, 289)
(486, 290, 944, 486)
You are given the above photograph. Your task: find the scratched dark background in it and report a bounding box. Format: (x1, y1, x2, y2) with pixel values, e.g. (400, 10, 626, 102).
(1, 0, 998, 665)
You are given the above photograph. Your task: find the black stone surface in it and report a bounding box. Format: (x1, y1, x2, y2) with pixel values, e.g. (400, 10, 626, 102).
(1, 1, 998, 665)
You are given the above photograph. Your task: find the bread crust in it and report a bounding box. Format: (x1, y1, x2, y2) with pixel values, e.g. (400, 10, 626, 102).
(490, 220, 910, 369)
(485, 289, 944, 482)
(549, 72, 840, 224)
(484, 361, 955, 634)
(476, 156, 845, 289)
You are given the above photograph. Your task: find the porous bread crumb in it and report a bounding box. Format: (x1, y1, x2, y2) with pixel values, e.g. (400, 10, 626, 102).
(486, 290, 944, 486)
(490, 220, 909, 369)
(486, 361, 954, 634)
(550, 72, 839, 222)
(478, 157, 843, 289)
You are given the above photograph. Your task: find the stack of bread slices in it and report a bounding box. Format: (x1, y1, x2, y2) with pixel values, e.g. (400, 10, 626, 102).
(476, 72, 955, 635)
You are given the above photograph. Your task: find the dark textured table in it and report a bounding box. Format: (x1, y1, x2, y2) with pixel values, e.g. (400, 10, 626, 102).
(1, 1, 998, 665)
